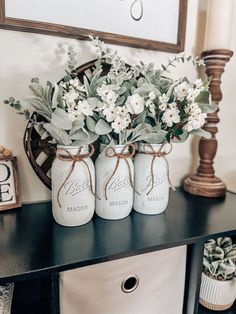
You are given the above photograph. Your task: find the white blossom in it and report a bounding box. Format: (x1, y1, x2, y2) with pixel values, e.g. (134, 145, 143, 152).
(112, 116, 128, 133)
(184, 103, 201, 114)
(174, 81, 191, 101)
(63, 89, 79, 107)
(159, 94, 169, 104)
(187, 88, 200, 102)
(69, 78, 85, 92)
(168, 102, 178, 109)
(148, 91, 156, 100)
(76, 100, 93, 116)
(106, 90, 118, 105)
(183, 102, 207, 131)
(194, 79, 203, 89)
(162, 107, 180, 127)
(103, 105, 117, 122)
(183, 113, 207, 132)
(97, 84, 110, 100)
(125, 94, 145, 114)
(159, 103, 167, 111)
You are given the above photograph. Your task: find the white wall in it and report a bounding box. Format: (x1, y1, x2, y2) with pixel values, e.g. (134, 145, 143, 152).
(0, 0, 235, 203)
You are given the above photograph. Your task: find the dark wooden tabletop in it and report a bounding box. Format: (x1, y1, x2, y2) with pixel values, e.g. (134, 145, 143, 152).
(0, 188, 236, 284)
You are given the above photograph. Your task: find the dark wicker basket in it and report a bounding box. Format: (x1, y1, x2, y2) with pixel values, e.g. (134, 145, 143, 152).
(23, 60, 110, 190)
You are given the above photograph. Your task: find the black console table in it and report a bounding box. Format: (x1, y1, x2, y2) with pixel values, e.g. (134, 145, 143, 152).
(1, 188, 236, 314)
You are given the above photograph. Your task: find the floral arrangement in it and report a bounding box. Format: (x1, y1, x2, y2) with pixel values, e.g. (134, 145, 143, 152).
(203, 237, 236, 281)
(4, 37, 216, 146)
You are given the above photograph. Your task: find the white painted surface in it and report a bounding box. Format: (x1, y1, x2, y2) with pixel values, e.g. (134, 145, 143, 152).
(5, 0, 180, 43)
(0, 0, 236, 203)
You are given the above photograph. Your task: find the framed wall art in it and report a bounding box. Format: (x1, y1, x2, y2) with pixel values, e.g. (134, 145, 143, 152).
(0, 155, 21, 211)
(0, 0, 187, 52)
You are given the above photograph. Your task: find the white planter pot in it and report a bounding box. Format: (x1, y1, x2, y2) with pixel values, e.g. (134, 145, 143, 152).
(200, 272, 236, 311)
(133, 143, 169, 215)
(0, 284, 14, 314)
(51, 145, 95, 227)
(95, 145, 134, 220)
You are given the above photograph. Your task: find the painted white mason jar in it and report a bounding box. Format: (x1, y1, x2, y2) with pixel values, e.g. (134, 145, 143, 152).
(134, 143, 170, 215)
(51, 145, 95, 227)
(95, 144, 134, 220)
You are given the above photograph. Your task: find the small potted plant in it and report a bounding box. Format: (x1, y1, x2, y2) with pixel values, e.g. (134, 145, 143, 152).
(200, 237, 236, 311)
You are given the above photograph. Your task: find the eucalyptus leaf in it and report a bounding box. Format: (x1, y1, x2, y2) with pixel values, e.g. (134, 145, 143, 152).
(86, 116, 96, 132)
(132, 111, 146, 127)
(190, 128, 211, 139)
(52, 83, 59, 109)
(44, 123, 72, 145)
(51, 108, 72, 130)
(95, 119, 112, 135)
(69, 119, 85, 135)
(198, 102, 217, 114)
(195, 90, 211, 104)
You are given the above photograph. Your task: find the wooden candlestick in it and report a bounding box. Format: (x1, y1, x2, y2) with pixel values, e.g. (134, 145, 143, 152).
(184, 49, 233, 197)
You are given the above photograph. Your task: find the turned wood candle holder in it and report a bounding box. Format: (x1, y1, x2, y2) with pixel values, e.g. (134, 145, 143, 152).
(184, 49, 233, 197)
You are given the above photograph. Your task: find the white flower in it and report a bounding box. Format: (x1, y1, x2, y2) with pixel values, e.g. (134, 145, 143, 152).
(168, 102, 178, 109)
(183, 103, 207, 132)
(69, 78, 85, 92)
(103, 105, 117, 122)
(148, 91, 156, 100)
(159, 103, 167, 111)
(63, 89, 79, 107)
(183, 113, 207, 132)
(184, 103, 201, 114)
(67, 109, 83, 122)
(146, 99, 154, 108)
(149, 104, 156, 114)
(174, 81, 191, 101)
(194, 79, 203, 89)
(76, 100, 93, 116)
(111, 116, 127, 133)
(106, 90, 118, 105)
(187, 88, 200, 101)
(115, 106, 129, 118)
(97, 83, 110, 101)
(125, 94, 145, 114)
(162, 107, 180, 127)
(159, 94, 169, 104)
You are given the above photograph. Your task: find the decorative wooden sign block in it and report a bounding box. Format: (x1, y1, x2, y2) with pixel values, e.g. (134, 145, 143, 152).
(0, 156, 21, 211)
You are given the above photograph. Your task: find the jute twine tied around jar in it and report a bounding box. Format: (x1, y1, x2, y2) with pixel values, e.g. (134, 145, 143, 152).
(142, 143, 175, 196)
(104, 143, 140, 200)
(56, 144, 98, 208)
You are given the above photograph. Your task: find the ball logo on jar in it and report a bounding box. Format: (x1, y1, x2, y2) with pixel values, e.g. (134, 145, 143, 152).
(143, 174, 168, 192)
(63, 178, 90, 197)
(107, 176, 130, 192)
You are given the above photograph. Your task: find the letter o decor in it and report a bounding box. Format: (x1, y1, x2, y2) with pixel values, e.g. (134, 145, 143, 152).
(0, 156, 21, 211)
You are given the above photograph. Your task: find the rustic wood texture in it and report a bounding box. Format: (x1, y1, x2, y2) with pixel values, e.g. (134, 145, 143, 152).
(0, 156, 21, 211)
(184, 49, 233, 198)
(0, 0, 187, 53)
(23, 60, 108, 190)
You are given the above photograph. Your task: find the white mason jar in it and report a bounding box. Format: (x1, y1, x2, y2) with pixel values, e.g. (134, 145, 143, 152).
(51, 145, 95, 227)
(134, 143, 170, 215)
(95, 145, 134, 220)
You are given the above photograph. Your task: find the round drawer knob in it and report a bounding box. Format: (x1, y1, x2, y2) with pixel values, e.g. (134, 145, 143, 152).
(121, 275, 139, 293)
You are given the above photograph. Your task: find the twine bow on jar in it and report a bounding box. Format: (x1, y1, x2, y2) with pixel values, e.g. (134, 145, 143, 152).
(56, 144, 97, 208)
(104, 144, 139, 200)
(143, 143, 175, 196)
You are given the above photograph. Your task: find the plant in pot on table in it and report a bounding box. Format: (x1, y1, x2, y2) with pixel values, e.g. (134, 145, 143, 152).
(86, 37, 214, 217)
(200, 237, 236, 311)
(5, 37, 215, 223)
